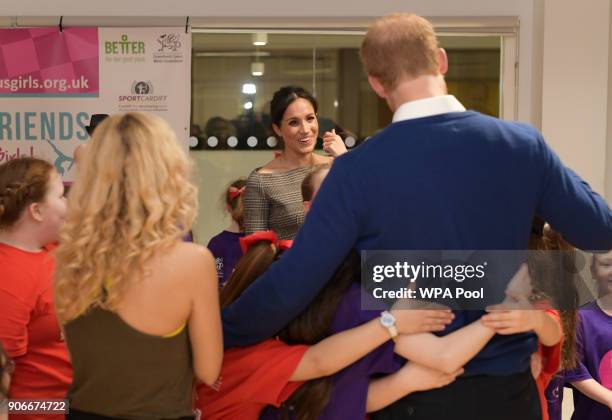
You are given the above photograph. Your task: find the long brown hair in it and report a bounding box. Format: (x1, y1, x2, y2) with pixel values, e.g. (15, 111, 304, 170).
(528, 219, 578, 370)
(220, 240, 359, 420)
(0, 341, 12, 400)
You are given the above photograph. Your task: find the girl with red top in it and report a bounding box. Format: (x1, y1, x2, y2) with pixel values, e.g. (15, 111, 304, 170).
(196, 231, 461, 420)
(482, 220, 579, 420)
(0, 157, 71, 420)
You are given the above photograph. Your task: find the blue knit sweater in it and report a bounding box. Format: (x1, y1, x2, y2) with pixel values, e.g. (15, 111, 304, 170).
(222, 111, 612, 375)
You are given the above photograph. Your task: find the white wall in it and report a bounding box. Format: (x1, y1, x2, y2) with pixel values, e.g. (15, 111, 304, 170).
(2, 0, 539, 125)
(541, 0, 610, 198)
(1, 0, 535, 18)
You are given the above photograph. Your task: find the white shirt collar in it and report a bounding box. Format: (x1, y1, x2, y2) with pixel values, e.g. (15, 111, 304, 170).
(392, 95, 466, 123)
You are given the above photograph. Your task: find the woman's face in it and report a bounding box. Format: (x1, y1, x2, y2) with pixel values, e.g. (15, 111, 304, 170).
(273, 98, 318, 156)
(592, 250, 612, 296)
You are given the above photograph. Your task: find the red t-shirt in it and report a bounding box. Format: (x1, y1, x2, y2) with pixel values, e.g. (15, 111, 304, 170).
(535, 309, 563, 420)
(195, 338, 308, 420)
(0, 243, 72, 420)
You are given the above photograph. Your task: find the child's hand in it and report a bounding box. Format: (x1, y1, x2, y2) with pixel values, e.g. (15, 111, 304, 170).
(481, 292, 543, 335)
(322, 129, 347, 157)
(397, 362, 463, 393)
(391, 302, 454, 334)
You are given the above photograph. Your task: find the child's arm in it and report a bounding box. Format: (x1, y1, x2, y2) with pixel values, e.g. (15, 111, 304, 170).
(366, 362, 463, 412)
(290, 308, 454, 381)
(189, 248, 223, 386)
(392, 320, 495, 374)
(570, 379, 612, 411)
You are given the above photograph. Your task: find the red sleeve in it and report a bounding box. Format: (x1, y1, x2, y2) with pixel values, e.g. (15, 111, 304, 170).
(0, 247, 48, 358)
(0, 284, 32, 358)
(247, 339, 309, 407)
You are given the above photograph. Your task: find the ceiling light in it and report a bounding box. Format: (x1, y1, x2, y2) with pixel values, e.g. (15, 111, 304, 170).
(252, 33, 268, 46)
(251, 61, 264, 77)
(242, 83, 256, 95)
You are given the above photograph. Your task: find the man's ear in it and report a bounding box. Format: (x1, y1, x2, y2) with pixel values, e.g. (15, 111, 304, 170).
(29, 202, 44, 222)
(303, 201, 311, 214)
(368, 75, 387, 99)
(438, 48, 448, 75)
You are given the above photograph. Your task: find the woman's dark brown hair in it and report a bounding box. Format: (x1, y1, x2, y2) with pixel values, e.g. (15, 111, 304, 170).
(270, 86, 318, 130)
(220, 240, 359, 420)
(0, 157, 54, 229)
(528, 219, 578, 370)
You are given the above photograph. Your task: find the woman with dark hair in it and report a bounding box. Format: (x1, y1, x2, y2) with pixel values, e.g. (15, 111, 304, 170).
(243, 86, 347, 239)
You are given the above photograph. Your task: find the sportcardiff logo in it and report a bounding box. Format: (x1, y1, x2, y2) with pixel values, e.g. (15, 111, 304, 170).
(131, 81, 153, 95)
(118, 81, 167, 108)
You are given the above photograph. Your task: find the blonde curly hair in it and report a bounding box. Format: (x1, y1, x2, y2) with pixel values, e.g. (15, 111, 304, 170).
(55, 112, 197, 323)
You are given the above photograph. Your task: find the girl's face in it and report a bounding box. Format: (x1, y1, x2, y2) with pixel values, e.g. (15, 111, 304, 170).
(592, 250, 612, 296)
(273, 98, 318, 156)
(35, 172, 67, 244)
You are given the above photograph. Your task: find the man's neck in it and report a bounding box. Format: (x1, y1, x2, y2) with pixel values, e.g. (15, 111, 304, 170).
(386, 74, 448, 112)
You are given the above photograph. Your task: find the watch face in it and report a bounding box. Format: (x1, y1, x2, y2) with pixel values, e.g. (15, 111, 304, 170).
(381, 312, 394, 327)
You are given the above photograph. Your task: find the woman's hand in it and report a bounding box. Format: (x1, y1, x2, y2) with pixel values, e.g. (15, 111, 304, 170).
(322, 129, 347, 157)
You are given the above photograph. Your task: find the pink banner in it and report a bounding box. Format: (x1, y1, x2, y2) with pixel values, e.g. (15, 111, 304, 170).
(0, 28, 98, 96)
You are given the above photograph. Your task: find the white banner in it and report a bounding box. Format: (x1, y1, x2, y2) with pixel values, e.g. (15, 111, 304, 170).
(0, 27, 191, 182)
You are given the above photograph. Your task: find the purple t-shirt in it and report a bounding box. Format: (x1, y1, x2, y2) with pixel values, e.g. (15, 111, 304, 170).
(260, 283, 400, 420)
(564, 300, 612, 420)
(207, 230, 244, 287)
(318, 282, 401, 419)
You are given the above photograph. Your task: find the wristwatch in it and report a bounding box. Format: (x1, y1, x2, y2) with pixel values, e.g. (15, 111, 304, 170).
(379, 310, 398, 339)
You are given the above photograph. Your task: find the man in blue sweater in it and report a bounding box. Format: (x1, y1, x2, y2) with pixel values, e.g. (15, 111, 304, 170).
(222, 13, 612, 419)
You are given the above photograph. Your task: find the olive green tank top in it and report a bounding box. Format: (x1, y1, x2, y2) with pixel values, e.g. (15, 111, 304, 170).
(64, 307, 194, 419)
